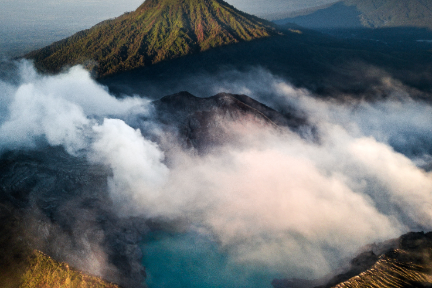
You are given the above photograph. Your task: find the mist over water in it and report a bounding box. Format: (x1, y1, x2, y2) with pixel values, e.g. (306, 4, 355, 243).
(143, 230, 283, 288)
(1, 60, 432, 286)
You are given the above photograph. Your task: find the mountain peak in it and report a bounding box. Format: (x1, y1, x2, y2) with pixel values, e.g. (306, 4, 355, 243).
(26, 0, 278, 77)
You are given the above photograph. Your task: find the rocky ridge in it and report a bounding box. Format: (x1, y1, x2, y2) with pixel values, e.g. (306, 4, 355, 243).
(273, 232, 432, 288)
(151, 91, 311, 151)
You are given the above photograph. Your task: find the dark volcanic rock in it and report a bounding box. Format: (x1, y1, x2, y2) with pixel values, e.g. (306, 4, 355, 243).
(0, 147, 148, 288)
(152, 91, 312, 151)
(273, 232, 432, 288)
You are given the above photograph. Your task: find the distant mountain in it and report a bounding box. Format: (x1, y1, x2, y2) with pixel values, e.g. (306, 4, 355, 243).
(273, 232, 432, 288)
(25, 0, 278, 77)
(275, 0, 432, 30)
(346, 0, 432, 29)
(274, 2, 363, 29)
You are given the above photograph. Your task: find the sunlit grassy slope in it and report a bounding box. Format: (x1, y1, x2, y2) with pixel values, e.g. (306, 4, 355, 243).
(333, 250, 432, 288)
(26, 0, 277, 77)
(19, 250, 120, 288)
(0, 203, 119, 288)
(327, 232, 432, 288)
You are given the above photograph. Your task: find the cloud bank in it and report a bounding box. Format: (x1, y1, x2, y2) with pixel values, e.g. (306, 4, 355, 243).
(1, 61, 432, 281)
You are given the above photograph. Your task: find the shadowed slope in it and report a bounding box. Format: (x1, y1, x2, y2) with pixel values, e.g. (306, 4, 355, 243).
(25, 0, 277, 77)
(345, 0, 432, 29)
(0, 204, 121, 288)
(0, 148, 148, 288)
(276, 0, 432, 30)
(152, 91, 311, 151)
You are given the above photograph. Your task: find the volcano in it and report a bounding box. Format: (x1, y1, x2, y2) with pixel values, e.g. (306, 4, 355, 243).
(26, 0, 278, 77)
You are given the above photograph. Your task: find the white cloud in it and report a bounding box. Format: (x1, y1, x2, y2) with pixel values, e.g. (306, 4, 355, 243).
(0, 61, 148, 154)
(1, 61, 432, 279)
(90, 118, 170, 217)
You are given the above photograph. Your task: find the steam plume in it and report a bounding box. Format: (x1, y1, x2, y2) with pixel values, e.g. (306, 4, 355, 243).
(1, 60, 432, 281)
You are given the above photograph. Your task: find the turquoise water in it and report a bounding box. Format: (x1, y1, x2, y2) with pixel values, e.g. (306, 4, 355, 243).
(141, 231, 282, 288)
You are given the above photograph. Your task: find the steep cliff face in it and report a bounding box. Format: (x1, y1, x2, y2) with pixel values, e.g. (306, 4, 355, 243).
(0, 201, 121, 288)
(333, 252, 432, 288)
(331, 232, 432, 288)
(273, 232, 432, 288)
(0, 148, 147, 288)
(25, 0, 278, 77)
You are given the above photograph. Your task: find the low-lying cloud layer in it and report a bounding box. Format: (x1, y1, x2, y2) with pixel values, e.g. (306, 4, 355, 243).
(0, 61, 148, 154)
(1, 60, 432, 282)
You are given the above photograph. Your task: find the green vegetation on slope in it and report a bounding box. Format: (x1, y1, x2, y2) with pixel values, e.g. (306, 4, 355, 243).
(344, 0, 432, 29)
(0, 204, 119, 288)
(20, 250, 120, 288)
(26, 0, 277, 77)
